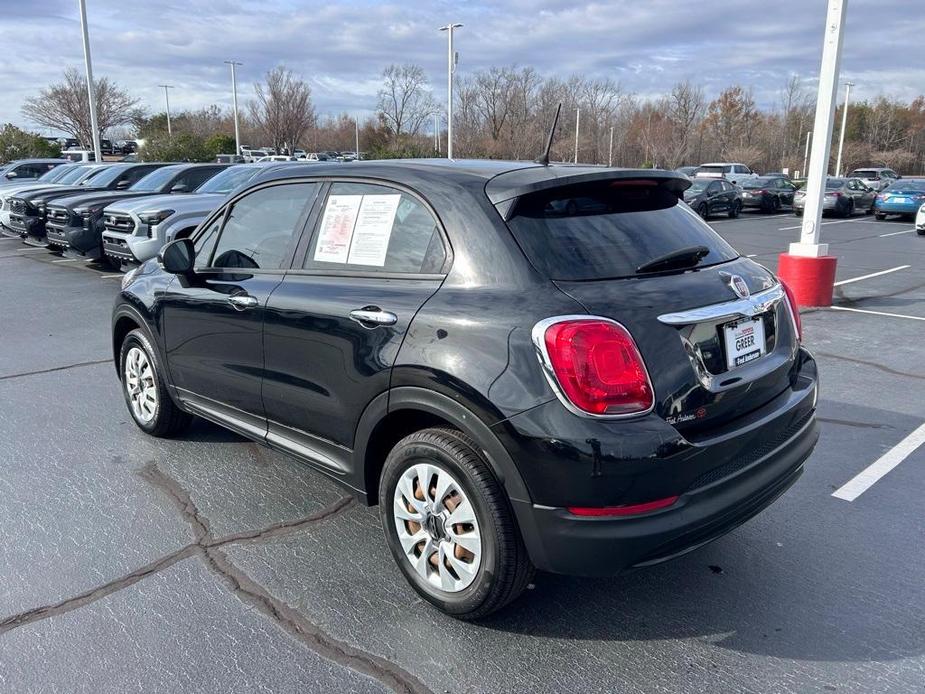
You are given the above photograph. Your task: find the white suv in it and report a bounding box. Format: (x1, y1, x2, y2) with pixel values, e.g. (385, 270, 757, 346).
(848, 168, 899, 192)
(695, 163, 759, 186)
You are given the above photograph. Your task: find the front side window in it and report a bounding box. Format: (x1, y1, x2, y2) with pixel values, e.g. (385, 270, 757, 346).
(303, 182, 446, 274)
(205, 183, 318, 271)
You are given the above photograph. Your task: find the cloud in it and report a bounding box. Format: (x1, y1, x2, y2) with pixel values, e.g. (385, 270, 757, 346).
(3, 0, 923, 134)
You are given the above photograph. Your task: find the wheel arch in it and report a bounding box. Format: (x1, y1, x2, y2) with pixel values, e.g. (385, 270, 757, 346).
(354, 387, 533, 508)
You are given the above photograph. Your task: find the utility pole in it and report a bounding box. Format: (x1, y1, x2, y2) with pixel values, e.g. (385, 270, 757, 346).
(608, 126, 614, 167)
(224, 61, 242, 155)
(77, 0, 102, 162)
(834, 81, 854, 177)
(802, 130, 812, 178)
(159, 85, 174, 137)
(355, 115, 360, 158)
(439, 23, 462, 160)
(779, 0, 849, 309)
(574, 108, 580, 164)
(434, 112, 439, 154)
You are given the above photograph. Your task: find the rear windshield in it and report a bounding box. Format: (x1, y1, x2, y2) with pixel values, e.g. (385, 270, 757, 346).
(825, 178, 846, 189)
(506, 181, 738, 281)
(850, 170, 879, 178)
(698, 165, 731, 174)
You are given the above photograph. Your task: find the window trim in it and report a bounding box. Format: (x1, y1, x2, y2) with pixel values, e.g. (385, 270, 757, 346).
(195, 179, 322, 274)
(189, 175, 454, 280)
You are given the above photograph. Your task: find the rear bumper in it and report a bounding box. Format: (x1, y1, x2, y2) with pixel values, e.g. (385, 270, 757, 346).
(504, 350, 819, 576)
(875, 202, 919, 215)
(513, 414, 815, 575)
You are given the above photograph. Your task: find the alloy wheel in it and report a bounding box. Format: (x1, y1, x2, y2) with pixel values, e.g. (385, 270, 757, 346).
(124, 346, 157, 423)
(393, 463, 482, 593)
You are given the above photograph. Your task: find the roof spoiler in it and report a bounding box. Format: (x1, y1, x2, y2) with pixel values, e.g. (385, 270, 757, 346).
(488, 169, 692, 220)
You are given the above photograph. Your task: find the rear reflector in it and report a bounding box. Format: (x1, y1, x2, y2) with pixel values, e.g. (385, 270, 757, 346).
(568, 496, 679, 517)
(537, 318, 654, 416)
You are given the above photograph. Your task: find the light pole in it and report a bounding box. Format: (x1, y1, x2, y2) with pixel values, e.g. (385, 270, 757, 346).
(608, 126, 614, 167)
(224, 61, 242, 155)
(77, 0, 102, 162)
(355, 115, 360, 158)
(573, 108, 580, 164)
(159, 85, 174, 136)
(802, 130, 812, 178)
(434, 112, 439, 154)
(779, 0, 848, 309)
(835, 81, 854, 177)
(439, 23, 462, 160)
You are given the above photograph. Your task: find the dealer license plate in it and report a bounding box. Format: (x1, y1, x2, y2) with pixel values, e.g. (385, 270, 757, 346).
(892, 197, 908, 204)
(723, 316, 766, 370)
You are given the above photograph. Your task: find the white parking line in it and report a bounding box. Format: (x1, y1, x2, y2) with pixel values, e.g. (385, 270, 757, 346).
(0, 237, 20, 241)
(878, 228, 916, 237)
(834, 265, 910, 286)
(52, 258, 79, 263)
(833, 423, 925, 501)
(100, 274, 123, 279)
(711, 213, 790, 225)
(829, 306, 925, 322)
(13, 247, 47, 253)
(778, 219, 856, 231)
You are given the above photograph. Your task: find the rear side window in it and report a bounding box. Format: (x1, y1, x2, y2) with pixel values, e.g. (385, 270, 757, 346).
(302, 182, 446, 274)
(505, 181, 738, 281)
(206, 183, 319, 270)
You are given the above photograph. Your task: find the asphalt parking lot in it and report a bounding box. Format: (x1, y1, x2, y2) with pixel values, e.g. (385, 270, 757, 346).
(1, 210, 923, 693)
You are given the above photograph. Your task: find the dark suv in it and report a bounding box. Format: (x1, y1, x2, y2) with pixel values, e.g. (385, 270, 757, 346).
(112, 160, 818, 618)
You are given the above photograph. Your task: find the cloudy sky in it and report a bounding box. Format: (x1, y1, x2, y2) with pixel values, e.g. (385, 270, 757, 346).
(2, 0, 923, 134)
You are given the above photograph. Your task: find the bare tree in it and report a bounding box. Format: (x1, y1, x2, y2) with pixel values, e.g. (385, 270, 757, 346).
(376, 64, 436, 140)
(21, 68, 140, 146)
(249, 66, 316, 154)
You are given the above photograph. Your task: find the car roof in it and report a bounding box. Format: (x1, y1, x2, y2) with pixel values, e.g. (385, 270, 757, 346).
(8, 158, 69, 164)
(248, 158, 690, 205)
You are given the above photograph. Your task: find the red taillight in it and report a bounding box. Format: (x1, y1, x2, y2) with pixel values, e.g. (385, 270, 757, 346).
(568, 495, 679, 517)
(780, 280, 802, 341)
(825, 191, 842, 197)
(757, 189, 768, 195)
(540, 319, 653, 416)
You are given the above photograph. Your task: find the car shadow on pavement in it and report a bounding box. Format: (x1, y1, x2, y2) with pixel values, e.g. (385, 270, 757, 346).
(477, 538, 925, 664)
(175, 418, 248, 444)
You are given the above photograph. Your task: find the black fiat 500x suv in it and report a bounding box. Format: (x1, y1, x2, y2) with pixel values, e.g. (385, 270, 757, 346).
(112, 160, 818, 619)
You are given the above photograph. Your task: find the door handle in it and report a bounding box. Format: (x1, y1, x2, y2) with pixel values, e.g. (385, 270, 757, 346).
(228, 294, 259, 310)
(349, 308, 398, 327)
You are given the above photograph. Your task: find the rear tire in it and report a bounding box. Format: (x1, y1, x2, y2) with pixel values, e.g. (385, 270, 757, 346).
(379, 427, 534, 620)
(119, 329, 192, 437)
(728, 201, 741, 219)
(697, 203, 708, 220)
(875, 213, 887, 220)
(841, 199, 855, 218)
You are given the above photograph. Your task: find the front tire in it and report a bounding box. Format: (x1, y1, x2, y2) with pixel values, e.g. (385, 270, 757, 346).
(379, 428, 534, 619)
(875, 212, 887, 220)
(119, 329, 192, 437)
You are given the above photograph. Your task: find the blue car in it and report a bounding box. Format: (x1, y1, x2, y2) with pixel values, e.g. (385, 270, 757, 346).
(874, 179, 925, 220)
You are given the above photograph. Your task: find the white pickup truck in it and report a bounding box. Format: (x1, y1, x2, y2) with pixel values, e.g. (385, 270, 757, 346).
(695, 162, 759, 186)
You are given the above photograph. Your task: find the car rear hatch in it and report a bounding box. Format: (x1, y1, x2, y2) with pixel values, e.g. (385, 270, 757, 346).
(495, 172, 801, 437)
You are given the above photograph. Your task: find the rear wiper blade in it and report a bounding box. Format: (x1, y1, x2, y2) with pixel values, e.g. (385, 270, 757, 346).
(636, 245, 710, 274)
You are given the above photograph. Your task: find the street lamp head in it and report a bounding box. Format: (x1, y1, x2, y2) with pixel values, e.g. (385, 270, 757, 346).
(438, 23, 463, 31)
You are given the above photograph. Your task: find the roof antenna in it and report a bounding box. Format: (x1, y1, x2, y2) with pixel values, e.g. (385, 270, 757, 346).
(535, 102, 561, 166)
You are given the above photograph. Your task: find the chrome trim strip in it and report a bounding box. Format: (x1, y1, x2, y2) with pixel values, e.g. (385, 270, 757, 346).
(531, 314, 656, 420)
(656, 284, 784, 326)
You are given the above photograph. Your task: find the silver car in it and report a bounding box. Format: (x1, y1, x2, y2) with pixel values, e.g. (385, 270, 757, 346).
(848, 167, 899, 192)
(793, 177, 877, 217)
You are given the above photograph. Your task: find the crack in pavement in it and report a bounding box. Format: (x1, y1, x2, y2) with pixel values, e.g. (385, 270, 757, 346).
(0, 358, 112, 382)
(813, 350, 925, 381)
(0, 461, 431, 694)
(816, 417, 895, 430)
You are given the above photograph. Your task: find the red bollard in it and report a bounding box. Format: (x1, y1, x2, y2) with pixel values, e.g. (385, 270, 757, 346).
(777, 253, 838, 307)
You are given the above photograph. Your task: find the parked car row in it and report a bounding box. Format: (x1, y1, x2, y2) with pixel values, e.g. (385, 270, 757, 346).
(0, 161, 238, 263)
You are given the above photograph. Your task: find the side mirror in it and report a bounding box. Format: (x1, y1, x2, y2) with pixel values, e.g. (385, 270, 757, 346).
(5, 171, 17, 179)
(115, 179, 130, 189)
(170, 183, 189, 193)
(158, 238, 195, 275)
